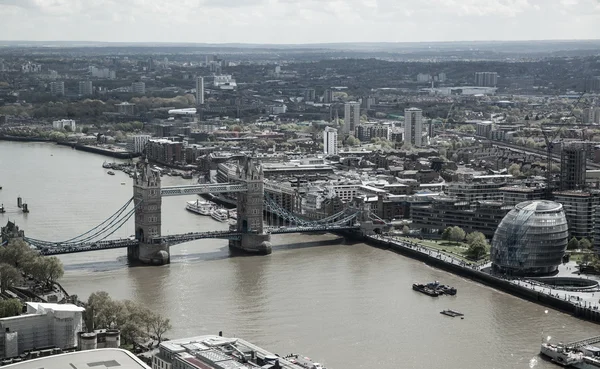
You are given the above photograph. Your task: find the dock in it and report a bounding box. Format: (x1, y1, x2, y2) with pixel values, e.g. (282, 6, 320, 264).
(565, 335, 600, 349)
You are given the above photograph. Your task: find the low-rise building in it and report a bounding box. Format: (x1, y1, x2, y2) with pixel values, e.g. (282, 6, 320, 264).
(127, 135, 151, 154)
(410, 197, 510, 238)
(0, 303, 85, 359)
(52, 119, 76, 131)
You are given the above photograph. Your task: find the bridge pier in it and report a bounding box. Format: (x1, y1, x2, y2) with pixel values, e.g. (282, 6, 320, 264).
(229, 233, 272, 255)
(132, 160, 170, 265)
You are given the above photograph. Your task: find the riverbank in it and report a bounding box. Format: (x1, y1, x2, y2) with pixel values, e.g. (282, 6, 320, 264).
(366, 234, 600, 324)
(57, 141, 139, 159)
(0, 135, 52, 143)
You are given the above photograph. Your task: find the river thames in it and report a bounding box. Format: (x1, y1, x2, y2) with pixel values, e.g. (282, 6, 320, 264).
(1, 141, 599, 369)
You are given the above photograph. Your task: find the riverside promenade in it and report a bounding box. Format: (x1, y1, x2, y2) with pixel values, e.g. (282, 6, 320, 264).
(368, 234, 600, 323)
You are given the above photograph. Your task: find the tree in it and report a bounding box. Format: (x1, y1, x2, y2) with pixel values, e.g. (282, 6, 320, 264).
(441, 227, 452, 241)
(579, 238, 592, 250)
(402, 225, 410, 235)
(508, 163, 522, 177)
(0, 239, 37, 271)
(448, 226, 466, 244)
(0, 263, 22, 293)
(81, 126, 89, 134)
(0, 299, 23, 318)
(466, 239, 489, 260)
(345, 135, 359, 147)
(568, 237, 580, 250)
(466, 232, 486, 246)
(144, 311, 172, 344)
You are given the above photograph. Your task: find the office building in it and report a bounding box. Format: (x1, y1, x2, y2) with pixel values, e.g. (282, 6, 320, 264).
(0, 302, 85, 359)
(2, 349, 149, 369)
(323, 89, 333, 103)
(585, 76, 600, 92)
(417, 73, 431, 82)
(131, 82, 146, 95)
(90, 66, 116, 79)
(491, 200, 568, 276)
(446, 175, 513, 202)
(404, 107, 423, 147)
(115, 102, 136, 115)
(361, 96, 376, 110)
(127, 135, 151, 154)
(343, 102, 360, 136)
(195, 77, 204, 105)
(304, 88, 316, 102)
(78, 80, 93, 96)
(500, 186, 545, 207)
(52, 119, 76, 131)
(355, 124, 390, 142)
(583, 108, 600, 124)
(475, 72, 498, 87)
(146, 139, 184, 165)
(323, 126, 338, 156)
(553, 190, 600, 239)
(49, 81, 64, 96)
(560, 142, 587, 191)
(410, 197, 509, 238)
(476, 121, 493, 138)
(152, 335, 312, 369)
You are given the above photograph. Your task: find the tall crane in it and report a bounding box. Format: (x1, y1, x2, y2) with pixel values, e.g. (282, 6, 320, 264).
(442, 103, 455, 134)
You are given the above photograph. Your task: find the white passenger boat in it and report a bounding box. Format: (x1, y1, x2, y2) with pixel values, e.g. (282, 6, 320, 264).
(186, 200, 213, 216)
(210, 208, 229, 222)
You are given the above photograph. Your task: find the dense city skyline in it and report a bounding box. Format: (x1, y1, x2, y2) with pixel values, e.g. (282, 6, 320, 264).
(1, 0, 599, 43)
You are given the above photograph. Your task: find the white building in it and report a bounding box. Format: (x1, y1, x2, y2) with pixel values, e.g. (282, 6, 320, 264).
(21, 62, 41, 73)
(404, 107, 423, 147)
(0, 303, 85, 359)
(323, 126, 338, 156)
(583, 108, 600, 124)
(78, 80, 93, 96)
(127, 135, 151, 154)
(475, 72, 498, 87)
(343, 101, 360, 136)
(2, 349, 149, 369)
(131, 82, 146, 94)
(272, 105, 287, 115)
(49, 81, 64, 96)
(213, 75, 237, 90)
(90, 66, 116, 79)
(52, 119, 76, 131)
(417, 73, 431, 82)
(195, 77, 204, 105)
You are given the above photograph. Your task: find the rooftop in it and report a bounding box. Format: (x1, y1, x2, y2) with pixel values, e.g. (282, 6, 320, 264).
(515, 200, 562, 212)
(4, 349, 149, 369)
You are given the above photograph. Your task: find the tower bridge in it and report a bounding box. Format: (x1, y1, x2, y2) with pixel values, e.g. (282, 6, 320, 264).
(8, 158, 384, 265)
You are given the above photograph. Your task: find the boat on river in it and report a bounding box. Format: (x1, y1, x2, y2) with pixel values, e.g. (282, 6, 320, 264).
(107, 171, 115, 175)
(412, 281, 457, 297)
(210, 208, 229, 222)
(186, 200, 213, 216)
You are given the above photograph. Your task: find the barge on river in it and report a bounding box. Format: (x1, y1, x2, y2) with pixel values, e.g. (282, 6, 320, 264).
(413, 281, 457, 297)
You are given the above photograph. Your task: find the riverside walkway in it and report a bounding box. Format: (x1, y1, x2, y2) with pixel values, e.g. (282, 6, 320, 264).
(371, 234, 600, 317)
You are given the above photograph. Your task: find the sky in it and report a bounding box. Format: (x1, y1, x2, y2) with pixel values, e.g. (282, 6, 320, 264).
(0, 0, 599, 44)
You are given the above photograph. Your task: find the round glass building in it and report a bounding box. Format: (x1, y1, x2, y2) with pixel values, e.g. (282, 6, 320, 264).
(491, 200, 568, 276)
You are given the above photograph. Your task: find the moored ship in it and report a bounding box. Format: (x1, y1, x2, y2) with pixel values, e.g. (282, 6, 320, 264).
(210, 208, 229, 222)
(540, 338, 600, 368)
(186, 200, 214, 216)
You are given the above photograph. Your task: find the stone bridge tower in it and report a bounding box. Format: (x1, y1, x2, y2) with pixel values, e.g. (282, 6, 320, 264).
(129, 161, 169, 265)
(230, 158, 271, 254)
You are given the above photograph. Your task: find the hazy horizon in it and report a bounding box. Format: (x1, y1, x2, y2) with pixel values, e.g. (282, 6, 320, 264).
(1, 0, 599, 44)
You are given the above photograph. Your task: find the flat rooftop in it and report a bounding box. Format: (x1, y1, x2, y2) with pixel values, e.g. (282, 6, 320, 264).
(4, 349, 150, 369)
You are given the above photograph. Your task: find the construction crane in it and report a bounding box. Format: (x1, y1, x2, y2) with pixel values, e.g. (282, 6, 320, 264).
(442, 103, 455, 134)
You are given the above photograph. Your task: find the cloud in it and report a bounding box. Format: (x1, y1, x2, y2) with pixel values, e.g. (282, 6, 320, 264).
(0, 0, 599, 43)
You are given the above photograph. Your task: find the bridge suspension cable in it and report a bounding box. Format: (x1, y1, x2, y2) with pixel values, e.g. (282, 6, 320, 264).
(61, 197, 134, 243)
(25, 198, 139, 248)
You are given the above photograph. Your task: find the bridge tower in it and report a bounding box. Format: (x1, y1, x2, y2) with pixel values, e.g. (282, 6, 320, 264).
(230, 158, 272, 254)
(129, 161, 169, 265)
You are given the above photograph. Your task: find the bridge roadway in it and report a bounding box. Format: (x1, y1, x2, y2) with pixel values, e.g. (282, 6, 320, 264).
(160, 183, 247, 197)
(36, 226, 360, 256)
